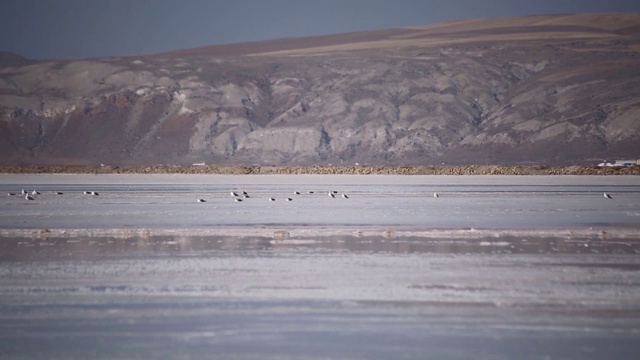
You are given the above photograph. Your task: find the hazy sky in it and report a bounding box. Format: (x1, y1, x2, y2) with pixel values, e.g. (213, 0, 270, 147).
(2, 0, 640, 59)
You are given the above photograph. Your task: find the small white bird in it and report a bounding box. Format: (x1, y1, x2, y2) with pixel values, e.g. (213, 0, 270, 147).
(329, 192, 335, 198)
(307, 191, 314, 194)
(231, 191, 239, 197)
(55, 191, 63, 195)
(7, 192, 15, 196)
(293, 191, 300, 195)
(21, 189, 27, 195)
(83, 191, 91, 195)
(91, 191, 99, 196)
(243, 194, 250, 198)
(433, 192, 439, 198)
(197, 198, 206, 203)
(604, 192, 612, 199)
(25, 194, 34, 201)
(31, 190, 40, 195)
(234, 198, 243, 202)
(269, 197, 276, 202)
(242, 190, 248, 196)
(286, 198, 293, 202)
(342, 194, 349, 199)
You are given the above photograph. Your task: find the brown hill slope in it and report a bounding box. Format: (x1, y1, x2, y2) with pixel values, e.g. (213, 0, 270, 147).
(1, 13, 639, 166)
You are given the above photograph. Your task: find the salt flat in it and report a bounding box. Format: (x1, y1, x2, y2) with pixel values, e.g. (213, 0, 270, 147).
(1, 175, 640, 359)
(1, 174, 640, 233)
(1, 234, 640, 359)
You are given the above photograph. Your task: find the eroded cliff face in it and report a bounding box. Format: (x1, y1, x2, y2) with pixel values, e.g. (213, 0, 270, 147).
(1, 14, 640, 165)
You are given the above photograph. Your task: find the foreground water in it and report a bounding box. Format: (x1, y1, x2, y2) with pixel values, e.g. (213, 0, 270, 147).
(1, 175, 639, 359)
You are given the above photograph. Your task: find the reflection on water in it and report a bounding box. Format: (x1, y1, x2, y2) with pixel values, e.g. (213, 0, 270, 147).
(2, 236, 640, 359)
(2, 235, 639, 260)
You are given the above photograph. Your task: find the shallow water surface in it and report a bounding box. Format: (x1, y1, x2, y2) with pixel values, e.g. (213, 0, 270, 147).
(1, 175, 640, 359)
(1, 174, 640, 231)
(1, 235, 640, 359)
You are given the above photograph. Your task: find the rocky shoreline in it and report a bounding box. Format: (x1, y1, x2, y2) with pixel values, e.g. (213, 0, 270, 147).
(1, 164, 639, 175)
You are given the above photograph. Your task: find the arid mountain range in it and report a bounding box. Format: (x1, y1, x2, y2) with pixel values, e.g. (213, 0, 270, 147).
(1, 13, 639, 166)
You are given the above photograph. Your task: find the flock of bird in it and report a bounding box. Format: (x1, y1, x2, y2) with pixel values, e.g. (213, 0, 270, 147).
(7, 188, 615, 202)
(197, 189, 351, 203)
(7, 189, 98, 201)
(7, 187, 349, 203)
(208, 191, 613, 202)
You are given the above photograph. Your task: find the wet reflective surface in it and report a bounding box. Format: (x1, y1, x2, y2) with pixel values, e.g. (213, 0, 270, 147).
(1, 175, 640, 359)
(1, 174, 640, 230)
(1, 235, 640, 359)
(2, 234, 640, 260)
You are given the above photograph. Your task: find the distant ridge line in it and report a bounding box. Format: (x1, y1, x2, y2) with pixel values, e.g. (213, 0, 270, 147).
(158, 13, 640, 57)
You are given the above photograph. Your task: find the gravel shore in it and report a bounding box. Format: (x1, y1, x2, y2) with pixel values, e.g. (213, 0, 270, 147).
(2, 164, 639, 175)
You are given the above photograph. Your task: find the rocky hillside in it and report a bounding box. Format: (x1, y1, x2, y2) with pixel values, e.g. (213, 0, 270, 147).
(1, 13, 639, 166)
